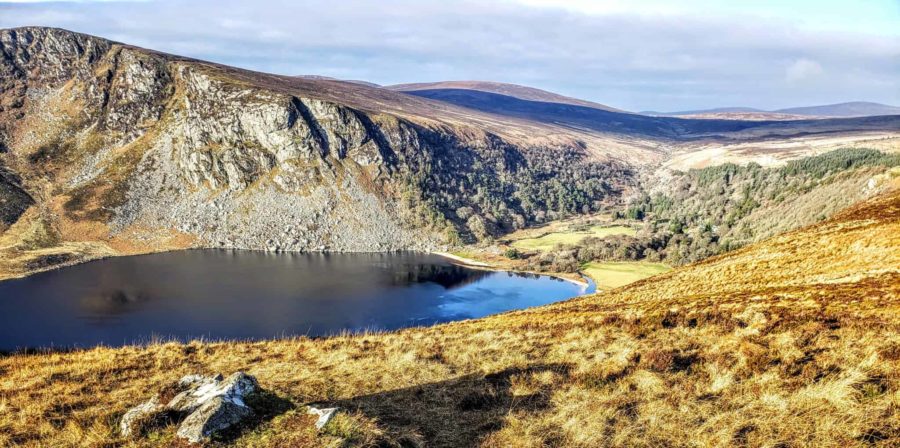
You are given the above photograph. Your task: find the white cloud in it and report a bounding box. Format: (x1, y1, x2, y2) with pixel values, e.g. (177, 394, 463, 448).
(0, 0, 897, 111)
(0, 0, 148, 3)
(786, 58, 824, 83)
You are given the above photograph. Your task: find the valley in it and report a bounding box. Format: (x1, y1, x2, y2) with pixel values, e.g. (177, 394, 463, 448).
(1, 27, 898, 281)
(0, 25, 898, 447)
(2, 169, 897, 447)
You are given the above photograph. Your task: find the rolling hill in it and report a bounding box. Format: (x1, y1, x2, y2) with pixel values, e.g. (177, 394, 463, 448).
(642, 106, 765, 115)
(293, 75, 381, 88)
(648, 101, 900, 119)
(389, 83, 900, 140)
(389, 80, 624, 112)
(776, 101, 900, 117)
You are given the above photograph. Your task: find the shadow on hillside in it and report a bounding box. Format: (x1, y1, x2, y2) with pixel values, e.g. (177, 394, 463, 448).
(325, 363, 572, 448)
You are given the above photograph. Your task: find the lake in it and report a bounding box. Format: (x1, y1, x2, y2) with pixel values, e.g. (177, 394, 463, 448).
(0, 250, 593, 351)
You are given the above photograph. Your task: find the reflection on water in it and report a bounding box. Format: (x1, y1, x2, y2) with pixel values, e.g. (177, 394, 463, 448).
(79, 289, 152, 321)
(385, 261, 492, 288)
(0, 250, 592, 350)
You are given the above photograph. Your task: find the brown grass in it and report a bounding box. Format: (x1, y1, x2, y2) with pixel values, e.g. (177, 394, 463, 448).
(0, 190, 898, 447)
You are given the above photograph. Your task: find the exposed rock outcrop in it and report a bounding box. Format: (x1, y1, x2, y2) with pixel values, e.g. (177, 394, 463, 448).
(120, 372, 260, 443)
(174, 373, 259, 443)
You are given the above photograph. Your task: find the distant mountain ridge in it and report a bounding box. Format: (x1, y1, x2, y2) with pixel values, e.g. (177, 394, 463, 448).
(388, 84, 900, 139)
(775, 101, 900, 117)
(388, 80, 623, 112)
(642, 107, 764, 115)
(646, 101, 900, 118)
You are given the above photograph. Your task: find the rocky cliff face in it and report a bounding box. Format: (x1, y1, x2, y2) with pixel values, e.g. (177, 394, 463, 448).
(0, 27, 633, 274)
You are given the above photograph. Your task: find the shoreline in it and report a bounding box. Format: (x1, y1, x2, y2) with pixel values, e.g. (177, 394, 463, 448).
(2, 245, 594, 289)
(431, 251, 593, 288)
(430, 251, 492, 267)
(2, 248, 595, 354)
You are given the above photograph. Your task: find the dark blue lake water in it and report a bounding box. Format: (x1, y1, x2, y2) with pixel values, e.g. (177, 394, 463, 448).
(0, 250, 593, 351)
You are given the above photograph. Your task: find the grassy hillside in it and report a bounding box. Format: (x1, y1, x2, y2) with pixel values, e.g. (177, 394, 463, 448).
(1, 185, 897, 447)
(582, 261, 670, 290)
(511, 225, 635, 252)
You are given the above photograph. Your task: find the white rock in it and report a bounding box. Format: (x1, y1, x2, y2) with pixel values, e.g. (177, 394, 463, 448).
(176, 396, 254, 444)
(307, 406, 339, 430)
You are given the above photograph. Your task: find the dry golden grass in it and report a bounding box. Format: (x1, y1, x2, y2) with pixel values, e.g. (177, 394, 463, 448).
(582, 261, 671, 290)
(1, 190, 898, 447)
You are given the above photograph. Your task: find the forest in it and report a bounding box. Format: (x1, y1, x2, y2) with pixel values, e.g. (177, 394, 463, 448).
(520, 148, 900, 273)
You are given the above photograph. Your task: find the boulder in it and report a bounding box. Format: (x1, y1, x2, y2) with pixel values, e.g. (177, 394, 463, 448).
(176, 396, 254, 443)
(167, 373, 224, 413)
(120, 372, 259, 443)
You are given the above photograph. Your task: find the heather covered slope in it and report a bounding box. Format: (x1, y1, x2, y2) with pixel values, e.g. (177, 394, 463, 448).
(393, 85, 900, 140)
(1, 187, 897, 447)
(388, 80, 624, 111)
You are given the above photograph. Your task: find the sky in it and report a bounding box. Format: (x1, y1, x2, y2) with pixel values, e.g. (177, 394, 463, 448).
(1, 0, 898, 112)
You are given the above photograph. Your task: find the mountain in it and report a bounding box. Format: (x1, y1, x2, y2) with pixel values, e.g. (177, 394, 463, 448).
(390, 85, 900, 139)
(1, 27, 899, 280)
(775, 101, 900, 117)
(641, 106, 764, 115)
(0, 27, 653, 278)
(649, 101, 900, 119)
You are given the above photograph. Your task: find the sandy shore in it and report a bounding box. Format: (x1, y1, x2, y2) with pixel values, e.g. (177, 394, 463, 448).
(431, 251, 493, 267)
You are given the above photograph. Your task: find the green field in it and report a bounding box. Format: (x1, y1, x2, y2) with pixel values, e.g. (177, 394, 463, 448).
(583, 261, 671, 290)
(511, 225, 635, 251)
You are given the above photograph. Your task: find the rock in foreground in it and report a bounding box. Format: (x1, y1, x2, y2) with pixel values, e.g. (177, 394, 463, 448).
(120, 372, 259, 443)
